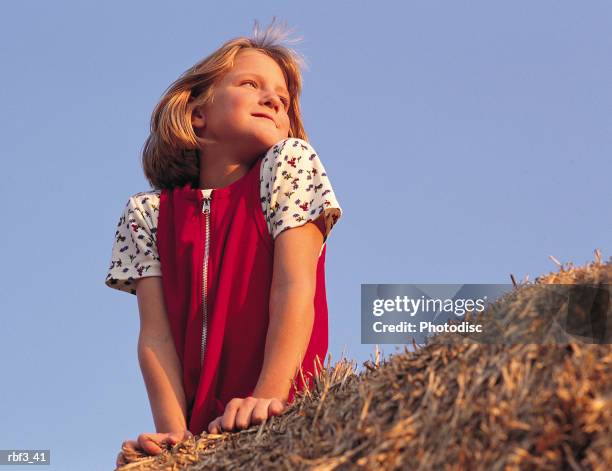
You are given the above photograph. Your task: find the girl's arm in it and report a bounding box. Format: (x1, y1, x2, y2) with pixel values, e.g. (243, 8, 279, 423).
(252, 216, 325, 401)
(135, 277, 188, 432)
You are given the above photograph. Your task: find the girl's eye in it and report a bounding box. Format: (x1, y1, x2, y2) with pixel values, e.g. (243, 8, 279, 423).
(243, 80, 289, 109)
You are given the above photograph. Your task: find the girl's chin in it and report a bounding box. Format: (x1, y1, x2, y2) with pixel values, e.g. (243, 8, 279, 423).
(247, 131, 287, 146)
(222, 126, 287, 148)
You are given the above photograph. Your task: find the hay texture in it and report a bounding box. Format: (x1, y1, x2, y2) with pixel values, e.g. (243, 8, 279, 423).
(116, 251, 611, 470)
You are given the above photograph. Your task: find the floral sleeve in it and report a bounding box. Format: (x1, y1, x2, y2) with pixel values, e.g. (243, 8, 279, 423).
(105, 192, 161, 295)
(260, 138, 343, 244)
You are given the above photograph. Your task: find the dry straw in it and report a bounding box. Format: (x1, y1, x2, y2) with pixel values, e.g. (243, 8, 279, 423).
(116, 249, 611, 470)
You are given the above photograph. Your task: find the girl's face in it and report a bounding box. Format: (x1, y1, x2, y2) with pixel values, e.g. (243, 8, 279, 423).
(192, 49, 292, 156)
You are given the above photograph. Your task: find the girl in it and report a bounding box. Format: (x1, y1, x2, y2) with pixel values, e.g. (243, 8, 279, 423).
(106, 20, 342, 463)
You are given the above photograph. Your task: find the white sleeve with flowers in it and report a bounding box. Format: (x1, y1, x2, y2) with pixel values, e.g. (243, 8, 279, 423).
(105, 191, 162, 295)
(260, 138, 343, 249)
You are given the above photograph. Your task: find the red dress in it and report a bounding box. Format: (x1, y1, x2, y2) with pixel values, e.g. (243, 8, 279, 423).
(156, 151, 332, 435)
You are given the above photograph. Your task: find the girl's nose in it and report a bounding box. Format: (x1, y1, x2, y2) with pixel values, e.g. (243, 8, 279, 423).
(262, 93, 282, 113)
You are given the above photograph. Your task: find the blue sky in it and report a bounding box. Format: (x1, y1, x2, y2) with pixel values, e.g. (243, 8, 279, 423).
(1, 1, 610, 469)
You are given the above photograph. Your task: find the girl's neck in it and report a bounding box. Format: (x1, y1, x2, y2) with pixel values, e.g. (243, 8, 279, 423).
(198, 161, 250, 190)
(197, 146, 253, 190)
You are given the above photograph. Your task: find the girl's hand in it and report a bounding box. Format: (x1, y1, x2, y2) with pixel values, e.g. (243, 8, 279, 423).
(116, 430, 193, 467)
(207, 396, 286, 434)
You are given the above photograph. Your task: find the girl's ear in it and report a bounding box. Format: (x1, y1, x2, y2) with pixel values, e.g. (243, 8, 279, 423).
(191, 105, 206, 129)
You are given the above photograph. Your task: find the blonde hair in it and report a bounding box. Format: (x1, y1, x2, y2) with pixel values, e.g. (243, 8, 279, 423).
(141, 18, 308, 190)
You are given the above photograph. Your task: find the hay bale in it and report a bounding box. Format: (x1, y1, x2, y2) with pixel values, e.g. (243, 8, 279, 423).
(116, 251, 611, 470)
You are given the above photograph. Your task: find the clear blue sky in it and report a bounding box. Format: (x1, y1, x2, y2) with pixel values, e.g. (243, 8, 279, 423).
(1, 1, 610, 469)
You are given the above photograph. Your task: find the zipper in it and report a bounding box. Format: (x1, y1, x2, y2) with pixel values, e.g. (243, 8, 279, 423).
(200, 191, 212, 367)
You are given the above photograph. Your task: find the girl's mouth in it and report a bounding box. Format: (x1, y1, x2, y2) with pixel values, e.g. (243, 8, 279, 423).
(252, 113, 276, 125)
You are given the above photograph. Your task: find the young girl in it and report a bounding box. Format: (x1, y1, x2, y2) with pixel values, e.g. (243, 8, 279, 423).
(105, 21, 342, 463)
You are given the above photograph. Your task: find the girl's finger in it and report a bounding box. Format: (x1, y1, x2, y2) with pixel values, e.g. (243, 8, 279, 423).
(251, 399, 270, 425)
(121, 439, 140, 452)
(117, 439, 143, 466)
(138, 434, 163, 455)
(221, 401, 241, 432)
(269, 399, 285, 416)
(208, 416, 222, 434)
(234, 398, 256, 430)
(116, 451, 127, 468)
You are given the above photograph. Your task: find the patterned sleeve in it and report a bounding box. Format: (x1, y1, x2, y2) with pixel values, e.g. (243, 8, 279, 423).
(105, 193, 161, 295)
(260, 138, 343, 244)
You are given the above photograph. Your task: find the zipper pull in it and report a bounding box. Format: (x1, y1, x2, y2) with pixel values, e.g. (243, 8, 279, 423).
(201, 192, 212, 213)
(202, 199, 209, 214)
